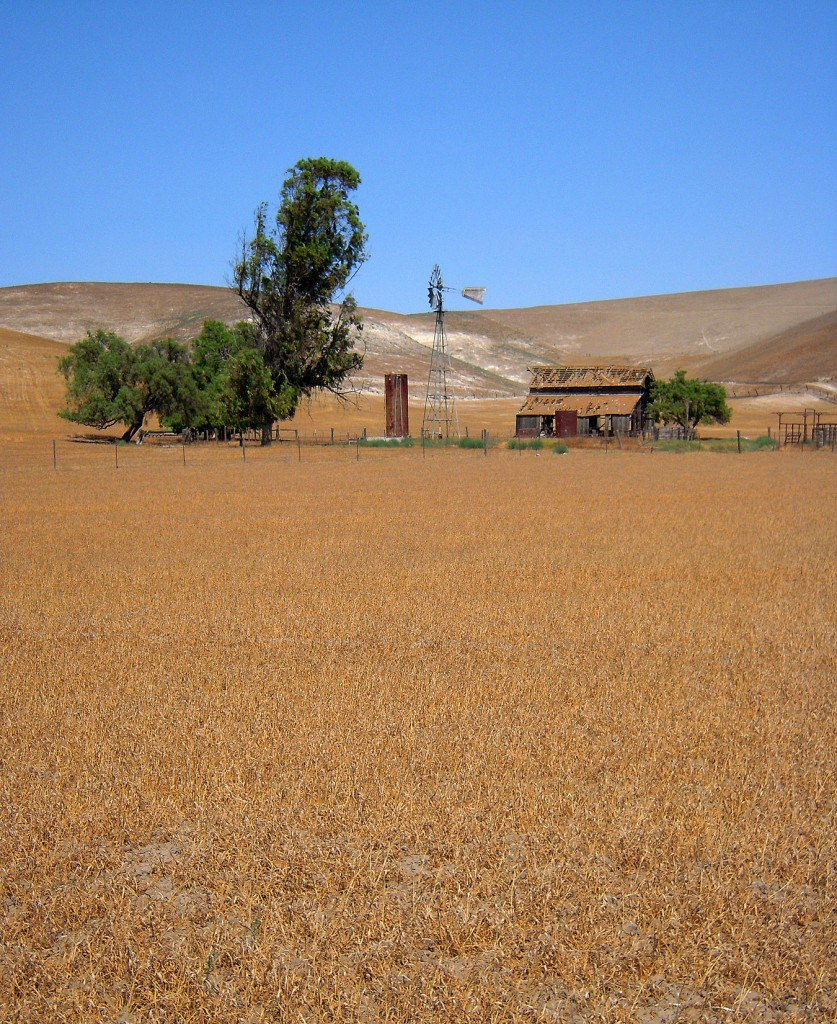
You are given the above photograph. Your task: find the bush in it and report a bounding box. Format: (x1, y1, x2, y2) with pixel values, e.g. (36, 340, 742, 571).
(552, 442, 568, 454)
(655, 439, 702, 453)
(507, 438, 546, 450)
(417, 435, 493, 449)
(358, 436, 414, 447)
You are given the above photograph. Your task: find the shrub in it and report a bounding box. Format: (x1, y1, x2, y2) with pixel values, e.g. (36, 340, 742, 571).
(508, 438, 547, 451)
(358, 436, 414, 447)
(752, 435, 778, 450)
(655, 439, 702, 453)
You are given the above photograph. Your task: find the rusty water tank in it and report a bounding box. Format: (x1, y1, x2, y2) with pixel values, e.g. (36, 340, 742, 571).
(385, 373, 409, 437)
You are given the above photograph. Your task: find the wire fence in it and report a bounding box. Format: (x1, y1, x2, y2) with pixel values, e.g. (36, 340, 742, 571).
(2, 425, 835, 476)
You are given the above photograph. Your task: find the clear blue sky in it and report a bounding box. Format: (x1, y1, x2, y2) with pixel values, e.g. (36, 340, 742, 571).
(1, 1, 834, 312)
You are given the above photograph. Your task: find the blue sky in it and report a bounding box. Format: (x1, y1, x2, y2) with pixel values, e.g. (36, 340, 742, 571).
(1, 1, 834, 312)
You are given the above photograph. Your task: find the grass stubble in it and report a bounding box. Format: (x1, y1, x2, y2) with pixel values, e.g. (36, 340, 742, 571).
(0, 443, 834, 1022)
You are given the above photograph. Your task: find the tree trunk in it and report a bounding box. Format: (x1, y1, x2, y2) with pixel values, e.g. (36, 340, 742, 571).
(121, 422, 142, 443)
(261, 421, 274, 446)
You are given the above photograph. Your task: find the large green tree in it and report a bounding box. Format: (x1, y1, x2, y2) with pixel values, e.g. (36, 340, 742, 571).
(650, 370, 732, 435)
(233, 157, 368, 443)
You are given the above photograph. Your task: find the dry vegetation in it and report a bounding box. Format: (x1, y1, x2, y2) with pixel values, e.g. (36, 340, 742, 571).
(1, 435, 835, 1022)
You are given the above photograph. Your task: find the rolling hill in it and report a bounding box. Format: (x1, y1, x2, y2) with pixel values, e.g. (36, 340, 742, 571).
(696, 309, 837, 384)
(0, 277, 835, 396)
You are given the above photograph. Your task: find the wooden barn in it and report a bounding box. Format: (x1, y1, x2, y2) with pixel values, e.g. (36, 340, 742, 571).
(515, 365, 654, 438)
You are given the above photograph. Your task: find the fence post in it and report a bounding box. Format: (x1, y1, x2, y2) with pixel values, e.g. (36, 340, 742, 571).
(737, 430, 741, 454)
(482, 428, 488, 456)
(182, 442, 186, 466)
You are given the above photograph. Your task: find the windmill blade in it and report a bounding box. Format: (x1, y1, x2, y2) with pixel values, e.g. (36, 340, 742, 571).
(461, 287, 485, 305)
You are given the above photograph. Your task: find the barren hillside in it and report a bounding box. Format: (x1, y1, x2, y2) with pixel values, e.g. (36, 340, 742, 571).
(412, 276, 837, 383)
(1, 277, 835, 391)
(0, 282, 247, 346)
(697, 309, 837, 384)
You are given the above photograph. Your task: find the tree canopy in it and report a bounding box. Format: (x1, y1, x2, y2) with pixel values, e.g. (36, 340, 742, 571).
(650, 370, 732, 434)
(233, 157, 368, 438)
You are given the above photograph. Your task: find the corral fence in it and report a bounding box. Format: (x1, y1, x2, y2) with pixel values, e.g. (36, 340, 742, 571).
(643, 426, 696, 442)
(775, 411, 837, 448)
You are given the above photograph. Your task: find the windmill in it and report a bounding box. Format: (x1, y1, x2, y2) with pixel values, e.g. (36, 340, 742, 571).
(422, 265, 485, 439)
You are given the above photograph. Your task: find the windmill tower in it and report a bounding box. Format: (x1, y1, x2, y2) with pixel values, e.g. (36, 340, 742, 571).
(422, 265, 485, 439)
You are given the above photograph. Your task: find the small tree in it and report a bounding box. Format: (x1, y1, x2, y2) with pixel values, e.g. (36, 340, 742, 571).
(135, 338, 206, 434)
(650, 370, 731, 436)
(59, 330, 147, 441)
(190, 319, 258, 435)
(59, 331, 204, 440)
(218, 348, 290, 438)
(233, 157, 368, 443)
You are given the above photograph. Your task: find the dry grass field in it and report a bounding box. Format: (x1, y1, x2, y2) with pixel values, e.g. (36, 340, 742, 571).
(1, 434, 835, 1022)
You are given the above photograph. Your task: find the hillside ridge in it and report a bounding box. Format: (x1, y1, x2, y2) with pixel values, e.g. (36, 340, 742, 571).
(1, 277, 835, 390)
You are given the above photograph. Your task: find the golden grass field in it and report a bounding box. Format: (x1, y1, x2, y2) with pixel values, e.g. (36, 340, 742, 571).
(1, 421, 835, 1021)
